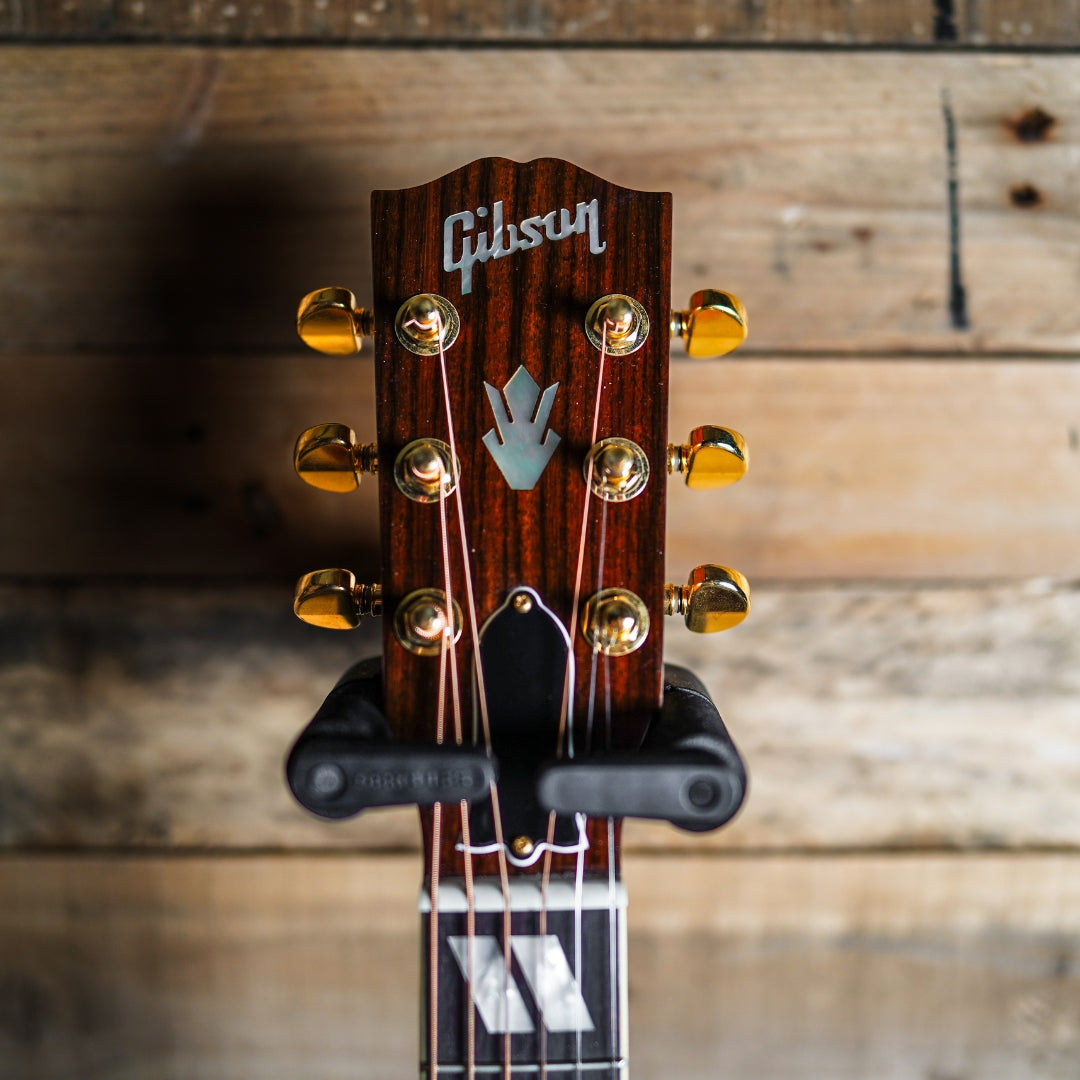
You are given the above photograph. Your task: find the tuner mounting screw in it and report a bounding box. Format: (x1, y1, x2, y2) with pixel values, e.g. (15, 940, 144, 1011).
(395, 293, 460, 356)
(297, 287, 373, 356)
(294, 569, 382, 630)
(664, 565, 750, 633)
(394, 588, 464, 657)
(586, 437, 650, 502)
(671, 290, 748, 358)
(295, 423, 378, 493)
(583, 588, 650, 656)
(584, 294, 650, 355)
(511, 835, 535, 858)
(667, 426, 748, 489)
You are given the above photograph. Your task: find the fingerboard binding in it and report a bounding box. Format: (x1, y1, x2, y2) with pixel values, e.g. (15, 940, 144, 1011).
(422, 878, 628, 1079)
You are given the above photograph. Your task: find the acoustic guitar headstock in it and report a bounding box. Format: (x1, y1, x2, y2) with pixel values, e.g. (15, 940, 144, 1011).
(290, 157, 750, 878)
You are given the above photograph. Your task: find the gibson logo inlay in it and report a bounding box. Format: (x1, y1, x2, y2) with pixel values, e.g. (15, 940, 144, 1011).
(443, 198, 607, 295)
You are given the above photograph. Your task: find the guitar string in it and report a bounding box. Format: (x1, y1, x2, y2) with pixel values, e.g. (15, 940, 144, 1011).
(604, 659, 618, 1074)
(578, 481, 610, 1080)
(556, 318, 611, 1080)
(433, 314, 514, 1080)
(584, 501, 609, 752)
(558, 322, 607, 755)
(436, 456, 478, 1080)
(429, 485, 453, 1080)
(539, 308, 603, 1075)
(606, 810, 618, 1076)
(430, 801, 443, 1080)
(588, 501, 617, 1080)
(591, 479, 623, 1079)
(460, 798, 478, 1080)
(537, 835, 551, 1080)
(431, 305, 617, 1080)
(574, 493, 611, 1080)
(573, 818, 587, 1080)
(539, 314, 610, 1080)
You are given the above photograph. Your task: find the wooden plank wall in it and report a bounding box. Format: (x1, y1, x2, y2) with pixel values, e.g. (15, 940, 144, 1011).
(3, 6, 1080, 1078)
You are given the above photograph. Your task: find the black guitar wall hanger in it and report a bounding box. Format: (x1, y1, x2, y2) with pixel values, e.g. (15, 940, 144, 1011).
(287, 658, 745, 833)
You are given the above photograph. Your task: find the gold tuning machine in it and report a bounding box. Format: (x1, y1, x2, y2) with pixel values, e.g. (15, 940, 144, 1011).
(670, 290, 747, 358)
(294, 569, 382, 630)
(297, 287, 374, 356)
(664, 565, 750, 633)
(668, 426, 748, 489)
(295, 423, 377, 493)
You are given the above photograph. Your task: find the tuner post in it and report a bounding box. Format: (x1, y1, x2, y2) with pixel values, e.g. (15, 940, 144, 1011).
(585, 437, 650, 502)
(295, 423, 378, 493)
(668, 426, 748, 489)
(394, 589, 464, 656)
(297, 287, 373, 356)
(294, 569, 382, 630)
(665, 565, 750, 633)
(583, 588, 650, 656)
(395, 293, 460, 355)
(584, 294, 650, 355)
(393, 439, 458, 503)
(671, 290, 748, 358)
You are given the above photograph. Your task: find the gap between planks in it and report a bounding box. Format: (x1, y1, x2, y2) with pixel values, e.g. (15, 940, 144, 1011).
(5, 851, 1080, 936)
(1, 49, 1078, 355)
(2, 0, 1078, 46)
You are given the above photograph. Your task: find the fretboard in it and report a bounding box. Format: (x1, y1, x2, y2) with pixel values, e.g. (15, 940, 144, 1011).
(421, 876, 627, 1080)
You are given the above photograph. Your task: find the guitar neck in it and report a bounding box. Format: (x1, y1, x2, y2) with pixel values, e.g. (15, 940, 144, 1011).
(423, 874, 627, 1080)
(288, 154, 751, 1080)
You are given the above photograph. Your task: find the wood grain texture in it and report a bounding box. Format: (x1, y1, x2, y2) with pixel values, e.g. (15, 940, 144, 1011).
(4, 852, 1080, 1079)
(3, 580, 1078, 852)
(4, 354, 1079, 580)
(370, 158, 670, 876)
(2, 49, 1078, 356)
(2, 0, 1078, 44)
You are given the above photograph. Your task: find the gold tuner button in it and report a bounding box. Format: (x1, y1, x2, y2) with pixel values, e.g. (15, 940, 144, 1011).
(295, 423, 378, 493)
(668, 426, 748, 489)
(670, 290, 748, 358)
(664, 565, 750, 633)
(294, 569, 382, 630)
(297, 287, 374, 356)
